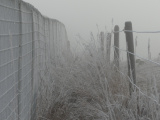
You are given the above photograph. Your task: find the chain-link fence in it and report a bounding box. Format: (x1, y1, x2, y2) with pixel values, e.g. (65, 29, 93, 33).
(0, 0, 71, 120)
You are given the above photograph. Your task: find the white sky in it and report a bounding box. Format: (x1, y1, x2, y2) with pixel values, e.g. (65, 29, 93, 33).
(23, 0, 160, 59)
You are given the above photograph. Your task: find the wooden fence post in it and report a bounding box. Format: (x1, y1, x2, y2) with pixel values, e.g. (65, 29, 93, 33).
(114, 25, 119, 69)
(106, 33, 111, 64)
(100, 32, 104, 57)
(148, 38, 151, 60)
(125, 21, 136, 95)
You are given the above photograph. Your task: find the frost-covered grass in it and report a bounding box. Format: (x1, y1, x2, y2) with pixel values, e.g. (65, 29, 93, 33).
(36, 34, 160, 120)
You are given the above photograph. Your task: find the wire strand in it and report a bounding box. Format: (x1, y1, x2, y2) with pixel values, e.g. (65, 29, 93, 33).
(113, 46, 160, 66)
(112, 29, 160, 34)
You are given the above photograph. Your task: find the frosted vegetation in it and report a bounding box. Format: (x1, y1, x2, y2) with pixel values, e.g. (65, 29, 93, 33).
(36, 32, 160, 120)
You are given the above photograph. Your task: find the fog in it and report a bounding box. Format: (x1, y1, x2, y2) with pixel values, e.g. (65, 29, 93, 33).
(23, 0, 160, 59)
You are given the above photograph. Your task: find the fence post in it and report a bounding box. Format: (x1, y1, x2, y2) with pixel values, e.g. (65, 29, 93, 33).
(125, 21, 136, 95)
(148, 38, 151, 60)
(100, 32, 104, 57)
(18, 1, 22, 120)
(31, 10, 35, 120)
(135, 36, 137, 58)
(114, 25, 119, 69)
(106, 33, 111, 64)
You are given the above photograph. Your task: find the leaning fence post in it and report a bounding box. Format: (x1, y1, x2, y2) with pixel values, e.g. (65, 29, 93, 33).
(125, 21, 136, 95)
(114, 25, 119, 69)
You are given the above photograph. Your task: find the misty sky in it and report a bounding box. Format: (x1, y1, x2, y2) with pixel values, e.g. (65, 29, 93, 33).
(24, 0, 160, 59)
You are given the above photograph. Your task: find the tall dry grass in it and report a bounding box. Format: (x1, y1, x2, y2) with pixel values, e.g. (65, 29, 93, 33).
(36, 33, 160, 120)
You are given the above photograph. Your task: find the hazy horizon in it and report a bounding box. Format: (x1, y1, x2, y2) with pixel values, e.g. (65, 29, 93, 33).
(23, 0, 160, 59)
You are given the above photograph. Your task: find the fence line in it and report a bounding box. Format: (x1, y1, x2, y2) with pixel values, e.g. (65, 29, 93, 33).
(114, 64, 160, 106)
(109, 23, 160, 108)
(0, 0, 72, 120)
(113, 46, 160, 66)
(96, 29, 160, 106)
(112, 29, 160, 33)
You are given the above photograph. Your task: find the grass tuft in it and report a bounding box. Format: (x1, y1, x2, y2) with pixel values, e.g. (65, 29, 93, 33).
(36, 33, 160, 120)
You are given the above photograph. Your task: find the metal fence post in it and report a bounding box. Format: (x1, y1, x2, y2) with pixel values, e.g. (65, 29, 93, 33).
(31, 10, 35, 120)
(125, 21, 136, 95)
(114, 25, 119, 69)
(18, 1, 22, 120)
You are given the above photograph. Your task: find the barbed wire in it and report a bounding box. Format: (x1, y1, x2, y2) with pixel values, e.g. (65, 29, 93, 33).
(114, 64, 160, 106)
(111, 30, 124, 33)
(113, 46, 160, 66)
(112, 29, 160, 34)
